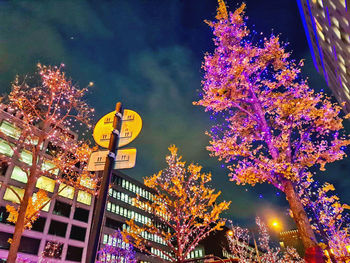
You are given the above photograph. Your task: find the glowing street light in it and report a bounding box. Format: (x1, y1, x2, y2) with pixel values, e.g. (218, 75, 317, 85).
(270, 219, 282, 231)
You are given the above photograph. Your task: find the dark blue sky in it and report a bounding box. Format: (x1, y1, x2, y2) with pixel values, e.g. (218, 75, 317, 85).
(0, 0, 349, 228)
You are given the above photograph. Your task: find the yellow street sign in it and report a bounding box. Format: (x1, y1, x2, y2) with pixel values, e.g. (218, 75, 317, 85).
(87, 148, 137, 171)
(93, 109, 142, 148)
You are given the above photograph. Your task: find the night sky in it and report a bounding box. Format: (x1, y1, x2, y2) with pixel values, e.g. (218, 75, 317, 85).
(0, 0, 349, 229)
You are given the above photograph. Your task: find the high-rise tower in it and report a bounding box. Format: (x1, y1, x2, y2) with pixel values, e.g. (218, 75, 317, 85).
(297, 0, 350, 113)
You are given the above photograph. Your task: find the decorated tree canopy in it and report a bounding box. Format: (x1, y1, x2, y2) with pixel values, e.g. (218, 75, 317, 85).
(1, 64, 96, 262)
(194, 0, 350, 259)
(123, 145, 230, 263)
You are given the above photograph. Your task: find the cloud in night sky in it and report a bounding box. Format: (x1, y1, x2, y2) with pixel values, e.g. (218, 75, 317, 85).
(0, 0, 348, 227)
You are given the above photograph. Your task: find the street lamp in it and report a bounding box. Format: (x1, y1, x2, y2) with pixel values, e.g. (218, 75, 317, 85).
(270, 219, 282, 232)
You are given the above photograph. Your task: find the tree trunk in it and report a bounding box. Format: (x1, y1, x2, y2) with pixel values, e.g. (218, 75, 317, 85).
(283, 179, 325, 263)
(7, 134, 42, 263)
(7, 174, 37, 262)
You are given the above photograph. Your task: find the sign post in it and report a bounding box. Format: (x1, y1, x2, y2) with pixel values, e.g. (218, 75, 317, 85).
(86, 102, 123, 263)
(87, 148, 137, 171)
(86, 104, 142, 263)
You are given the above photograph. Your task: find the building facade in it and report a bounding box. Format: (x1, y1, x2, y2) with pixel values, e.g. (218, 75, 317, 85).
(98, 170, 210, 263)
(279, 229, 305, 258)
(98, 170, 164, 262)
(297, 0, 350, 113)
(0, 106, 94, 262)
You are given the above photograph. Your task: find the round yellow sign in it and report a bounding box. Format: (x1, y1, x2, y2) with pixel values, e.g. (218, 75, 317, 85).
(93, 109, 142, 148)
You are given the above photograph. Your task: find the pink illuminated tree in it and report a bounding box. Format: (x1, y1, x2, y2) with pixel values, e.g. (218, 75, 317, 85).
(297, 175, 350, 262)
(0, 64, 96, 262)
(194, 1, 350, 261)
(226, 217, 304, 263)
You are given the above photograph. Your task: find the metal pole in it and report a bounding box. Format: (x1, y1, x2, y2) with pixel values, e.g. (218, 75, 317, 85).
(86, 102, 123, 263)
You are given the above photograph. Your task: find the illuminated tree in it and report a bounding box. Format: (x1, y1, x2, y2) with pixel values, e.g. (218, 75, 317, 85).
(297, 176, 350, 262)
(0, 64, 96, 262)
(97, 229, 136, 263)
(123, 145, 230, 263)
(194, 1, 350, 260)
(226, 217, 304, 263)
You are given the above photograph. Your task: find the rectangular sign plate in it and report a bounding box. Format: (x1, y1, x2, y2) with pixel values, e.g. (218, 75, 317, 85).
(87, 148, 137, 171)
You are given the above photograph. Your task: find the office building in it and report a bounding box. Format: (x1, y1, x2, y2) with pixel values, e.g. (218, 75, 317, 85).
(279, 229, 305, 257)
(0, 106, 94, 262)
(297, 0, 350, 113)
(98, 170, 166, 262)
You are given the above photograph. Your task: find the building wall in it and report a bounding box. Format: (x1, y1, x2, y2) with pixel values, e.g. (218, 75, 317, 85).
(98, 170, 167, 263)
(0, 108, 94, 263)
(297, 0, 350, 113)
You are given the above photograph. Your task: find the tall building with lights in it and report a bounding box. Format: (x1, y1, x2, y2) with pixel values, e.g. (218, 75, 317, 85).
(97, 170, 166, 263)
(0, 106, 95, 262)
(297, 0, 350, 113)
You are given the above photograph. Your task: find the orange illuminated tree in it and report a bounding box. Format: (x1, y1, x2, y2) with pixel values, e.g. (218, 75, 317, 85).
(123, 145, 230, 263)
(0, 64, 96, 262)
(194, 1, 350, 261)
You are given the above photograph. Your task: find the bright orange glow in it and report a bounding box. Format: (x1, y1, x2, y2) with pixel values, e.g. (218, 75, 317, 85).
(227, 230, 234, 237)
(270, 219, 282, 231)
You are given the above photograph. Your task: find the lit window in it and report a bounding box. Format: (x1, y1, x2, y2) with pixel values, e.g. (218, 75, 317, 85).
(58, 184, 75, 199)
(314, 18, 325, 41)
(4, 185, 24, 204)
(77, 191, 92, 205)
(36, 176, 55, 193)
(333, 26, 341, 39)
(340, 0, 346, 8)
(41, 160, 59, 175)
(329, 1, 336, 10)
(331, 17, 339, 28)
(20, 150, 32, 166)
(0, 139, 14, 157)
(340, 62, 347, 73)
(11, 166, 28, 183)
(0, 121, 21, 139)
(32, 192, 50, 212)
(80, 176, 94, 190)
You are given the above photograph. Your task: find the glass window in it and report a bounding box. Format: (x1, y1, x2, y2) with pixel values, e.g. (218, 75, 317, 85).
(53, 200, 71, 217)
(77, 191, 92, 205)
(3, 185, 24, 204)
(0, 161, 8, 176)
(11, 166, 27, 183)
(0, 120, 21, 139)
(20, 150, 33, 166)
(73, 207, 89, 222)
(48, 220, 67, 237)
(0, 139, 14, 157)
(70, 225, 86, 241)
(32, 192, 50, 212)
(58, 183, 74, 199)
(79, 176, 94, 190)
(103, 234, 108, 244)
(19, 236, 41, 255)
(36, 176, 55, 193)
(41, 160, 59, 175)
(31, 217, 46, 232)
(66, 246, 83, 262)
